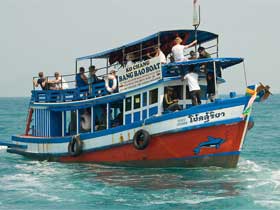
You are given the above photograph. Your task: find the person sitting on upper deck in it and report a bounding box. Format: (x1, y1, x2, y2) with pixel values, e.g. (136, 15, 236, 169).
(49, 72, 68, 90)
(147, 46, 167, 64)
(126, 53, 134, 67)
(88, 65, 103, 84)
(183, 65, 201, 106)
(163, 87, 182, 112)
(171, 37, 197, 62)
(33, 72, 47, 90)
(76, 67, 88, 88)
(188, 50, 197, 60)
(198, 47, 211, 59)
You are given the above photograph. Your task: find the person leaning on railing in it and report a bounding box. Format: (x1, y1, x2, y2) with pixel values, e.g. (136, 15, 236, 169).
(172, 37, 197, 62)
(76, 67, 88, 88)
(147, 46, 167, 64)
(33, 72, 47, 90)
(48, 72, 69, 90)
(197, 46, 216, 102)
(88, 65, 103, 84)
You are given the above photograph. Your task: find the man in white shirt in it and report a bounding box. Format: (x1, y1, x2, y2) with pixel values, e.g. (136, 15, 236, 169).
(183, 66, 201, 106)
(147, 46, 167, 64)
(172, 37, 197, 62)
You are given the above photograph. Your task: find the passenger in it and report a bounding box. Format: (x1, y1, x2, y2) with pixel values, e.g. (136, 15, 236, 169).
(80, 108, 91, 132)
(126, 53, 134, 67)
(188, 50, 197, 60)
(88, 65, 103, 84)
(49, 72, 68, 90)
(206, 72, 215, 102)
(183, 66, 201, 106)
(171, 37, 197, 62)
(33, 72, 47, 90)
(163, 87, 182, 112)
(76, 67, 88, 88)
(198, 46, 211, 59)
(147, 46, 167, 64)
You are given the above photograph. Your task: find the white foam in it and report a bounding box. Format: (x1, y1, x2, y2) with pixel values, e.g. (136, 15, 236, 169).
(255, 200, 280, 209)
(148, 196, 228, 205)
(0, 146, 7, 150)
(238, 159, 263, 172)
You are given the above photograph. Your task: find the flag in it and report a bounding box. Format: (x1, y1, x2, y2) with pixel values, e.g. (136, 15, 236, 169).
(241, 93, 257, 118)
(193, 0, 199, 26)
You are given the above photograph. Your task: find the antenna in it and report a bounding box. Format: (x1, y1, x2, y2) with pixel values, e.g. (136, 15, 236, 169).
(192, 0, 201, 53)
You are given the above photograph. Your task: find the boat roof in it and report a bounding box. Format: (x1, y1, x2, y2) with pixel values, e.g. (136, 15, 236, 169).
(165, 57, 244, 70)
(76, 29, 218, 64)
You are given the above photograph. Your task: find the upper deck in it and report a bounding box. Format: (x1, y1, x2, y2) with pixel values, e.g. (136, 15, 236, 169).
(31, 29, 243, 105)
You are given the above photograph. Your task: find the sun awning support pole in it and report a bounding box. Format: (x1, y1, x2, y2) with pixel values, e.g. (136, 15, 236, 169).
(62, 111, 65, 137)
(91, 106, 94, 132)
(213, 61, 217, 97)
(140, 43, 143, 61)
(216, 37, 219, 58)
(242, 61, 248, 87)
(106, 57, 109, 75)
(90, 58, 92, 66)
(122, 48, 125, 66)
(76, 109, 79, 135)
(157, 32, 160, 47)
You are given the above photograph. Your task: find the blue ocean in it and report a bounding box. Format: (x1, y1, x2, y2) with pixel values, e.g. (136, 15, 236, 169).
(0, 97, 279, 210)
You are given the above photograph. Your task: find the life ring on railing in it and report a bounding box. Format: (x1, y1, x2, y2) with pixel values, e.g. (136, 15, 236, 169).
(105, 74, 117, 93)
(133, 129, 151, 150)
(68, 135, 83, 156)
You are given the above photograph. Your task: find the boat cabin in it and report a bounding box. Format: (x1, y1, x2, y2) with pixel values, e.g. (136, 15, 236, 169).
(29, 30, 243, 138)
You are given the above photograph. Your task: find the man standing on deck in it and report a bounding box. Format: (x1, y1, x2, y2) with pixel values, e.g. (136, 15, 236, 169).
(183, 66, 201, 106)
(171, 37, 197, 62)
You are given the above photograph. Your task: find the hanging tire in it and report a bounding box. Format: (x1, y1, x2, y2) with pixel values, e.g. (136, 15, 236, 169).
(68, 135, 83, 156)
(133, 129, 150, 150)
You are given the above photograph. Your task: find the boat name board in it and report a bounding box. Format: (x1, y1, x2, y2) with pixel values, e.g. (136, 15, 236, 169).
(118, 57, 162, 92)
(176, 109, 235, 127)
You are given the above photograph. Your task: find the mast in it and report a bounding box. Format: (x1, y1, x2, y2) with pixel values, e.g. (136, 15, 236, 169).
(192, 0, 200, 53)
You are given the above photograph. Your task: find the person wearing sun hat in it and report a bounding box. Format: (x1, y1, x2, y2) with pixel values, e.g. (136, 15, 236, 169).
(171, 36, 197, 62)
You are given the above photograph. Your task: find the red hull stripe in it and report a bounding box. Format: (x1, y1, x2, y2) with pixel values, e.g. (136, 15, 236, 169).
(59, 121, 245, 163)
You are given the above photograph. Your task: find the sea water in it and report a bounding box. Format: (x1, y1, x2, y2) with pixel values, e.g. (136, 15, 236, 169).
(0, 97, 279, 210)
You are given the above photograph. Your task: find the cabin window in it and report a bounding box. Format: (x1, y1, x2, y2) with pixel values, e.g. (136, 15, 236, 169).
(142, 92, 147, 106)
(94, 105, 107, 131)
(149, 88, 158, 105)
(200, 85, 207, 99)
(186, 85, 191, 99)
(65, 111, 73, 135)
(79, 108, 91, 133)
(110, 100, 123, 128)
(67, 110, 77, 134)
(125, 97, 132, 111)
(134, 94, 141, 109)
(165, 86, 183, 100)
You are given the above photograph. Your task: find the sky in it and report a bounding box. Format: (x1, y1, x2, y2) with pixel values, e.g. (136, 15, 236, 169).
(0, 0, 279, 97)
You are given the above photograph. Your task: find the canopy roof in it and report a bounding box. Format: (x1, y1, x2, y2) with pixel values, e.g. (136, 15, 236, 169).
(166, 57, 244, 70)
(76, 29, 218, 64)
